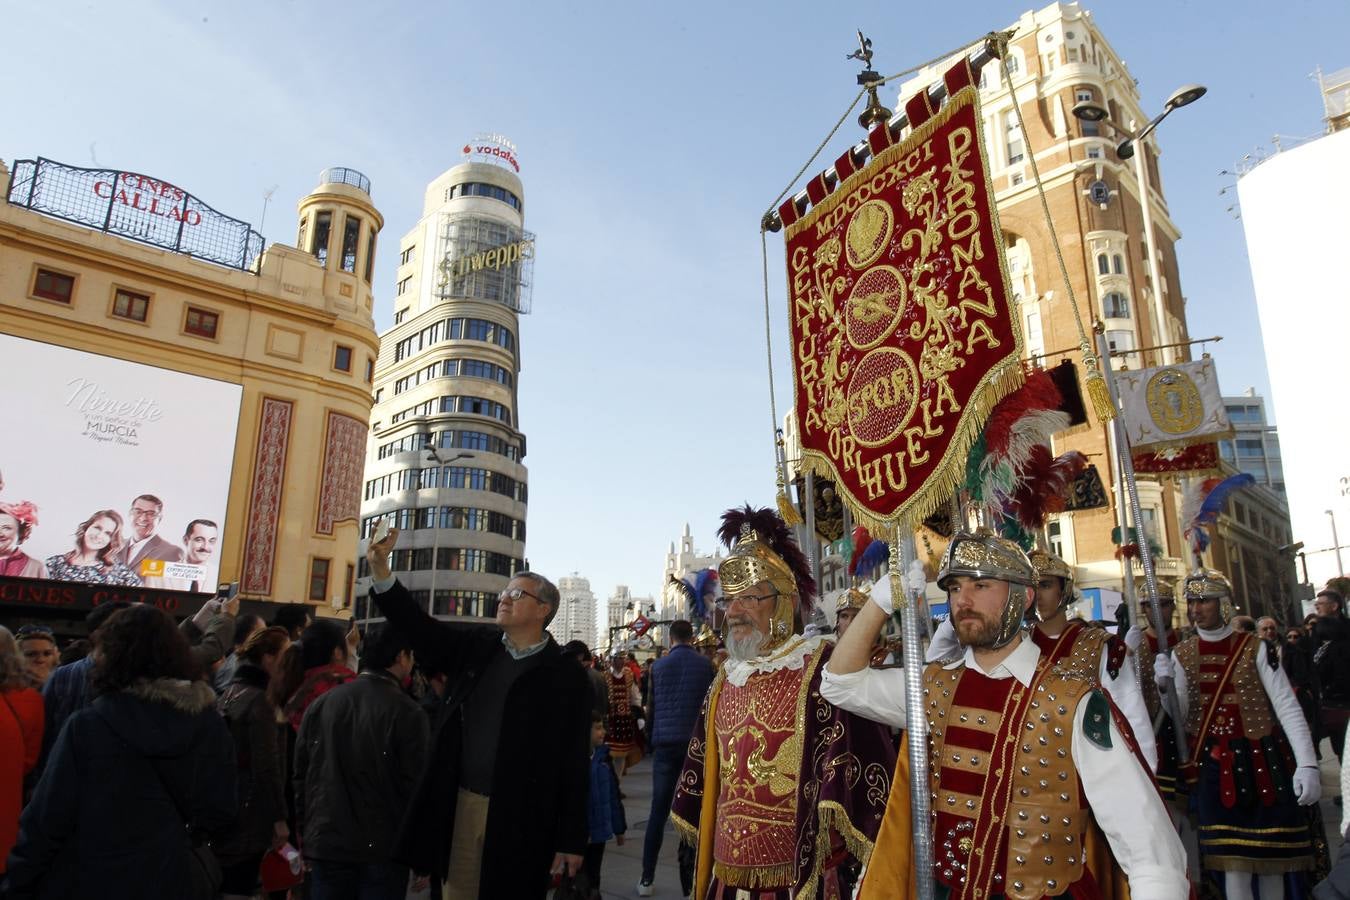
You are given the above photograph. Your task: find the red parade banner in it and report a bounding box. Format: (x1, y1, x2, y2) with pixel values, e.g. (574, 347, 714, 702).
(783, 67, 1022, 529)
(1133, 442, 1221, 476)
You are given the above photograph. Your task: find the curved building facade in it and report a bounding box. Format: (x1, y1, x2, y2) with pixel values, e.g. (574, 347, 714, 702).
(360, 156, 532, 620)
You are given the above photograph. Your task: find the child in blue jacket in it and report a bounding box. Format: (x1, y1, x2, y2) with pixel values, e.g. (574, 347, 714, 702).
(585, 711, 627, 893)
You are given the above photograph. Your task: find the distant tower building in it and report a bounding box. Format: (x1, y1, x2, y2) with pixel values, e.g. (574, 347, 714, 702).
(1210, 391, 1297, 621)
(1219, 390, 1286, 496)
(360, 139, 534, 619)
(551, 574, 598, 649)
(661, 524, 724, 619)
(606, 584, 656, 653)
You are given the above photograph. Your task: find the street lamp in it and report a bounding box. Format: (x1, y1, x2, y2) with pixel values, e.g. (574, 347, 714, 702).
(1326, 510, 1345, 577)
(424, 442, 474, 614)
(1072, 84, 1206, 365)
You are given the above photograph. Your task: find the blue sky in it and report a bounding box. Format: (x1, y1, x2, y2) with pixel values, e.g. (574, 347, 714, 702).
(3, 0, 1346, 605)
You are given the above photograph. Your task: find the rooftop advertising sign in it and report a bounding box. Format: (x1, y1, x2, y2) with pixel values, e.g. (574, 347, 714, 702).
(0, 334, 242, 593)
(461, 134, 521, 173)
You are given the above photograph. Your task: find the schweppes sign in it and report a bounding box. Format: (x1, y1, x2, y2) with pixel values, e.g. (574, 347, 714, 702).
(440, 237, 534, 279)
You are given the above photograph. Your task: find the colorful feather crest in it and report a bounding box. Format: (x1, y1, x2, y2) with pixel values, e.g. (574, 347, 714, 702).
(718, 505, 818, 610)
(1183, 473, 1256, 554)
(963, 368, 1084, 536)
(847, 525, 889, 577)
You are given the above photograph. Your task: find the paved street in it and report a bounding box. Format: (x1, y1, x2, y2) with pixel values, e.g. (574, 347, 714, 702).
(599, 756, 687, 899)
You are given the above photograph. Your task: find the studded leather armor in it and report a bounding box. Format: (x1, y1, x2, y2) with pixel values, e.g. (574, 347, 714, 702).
(924, 658, 1093, 900)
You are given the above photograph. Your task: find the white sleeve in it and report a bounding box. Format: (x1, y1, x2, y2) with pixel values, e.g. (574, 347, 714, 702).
(819, 664, 909, 729)
(1165, 653, 1189, 723)
(925, 617, 960, 663)
(1341, 724, 1350, 839)
(1100, 647, 1158, 773)
(1254, 644, 1316, 769)
(1073, 695, 1189, 898)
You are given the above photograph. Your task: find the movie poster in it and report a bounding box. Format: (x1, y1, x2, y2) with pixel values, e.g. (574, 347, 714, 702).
(0, 334, 242, 593)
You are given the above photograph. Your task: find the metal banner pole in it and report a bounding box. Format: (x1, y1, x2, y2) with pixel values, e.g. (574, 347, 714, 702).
(1097, 331, 1189, 759)
(892, 532, 933, 900)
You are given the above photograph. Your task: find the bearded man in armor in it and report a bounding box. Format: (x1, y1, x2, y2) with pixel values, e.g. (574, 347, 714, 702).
(669, 506, 895, 900)
(824, 530, 1188, 898)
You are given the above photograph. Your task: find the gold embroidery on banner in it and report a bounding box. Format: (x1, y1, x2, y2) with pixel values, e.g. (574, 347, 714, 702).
(1146, 367, 1204, 435)
(784, 85, 1024, 532)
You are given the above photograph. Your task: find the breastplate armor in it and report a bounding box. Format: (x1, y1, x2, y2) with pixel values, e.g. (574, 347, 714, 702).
(925, 658, 1091, 900)
(711, 658, 813, 888)
(1175, 634, 1275, 743)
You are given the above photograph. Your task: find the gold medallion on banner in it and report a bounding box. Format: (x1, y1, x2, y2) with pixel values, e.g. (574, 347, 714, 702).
(845, 347, 919, 448)
(845, 199, 894, 269)
(1145, 367, 1204, 434)
(845, 265, 907, 350)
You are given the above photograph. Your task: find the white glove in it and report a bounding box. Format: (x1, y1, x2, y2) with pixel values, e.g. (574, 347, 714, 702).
(905, 559, 928, 595)
(925, 617, 961, 664)
(870, 574, 894, 614)
(1293, 766, 1322, 806)
(1123, 625, 1144, 652)
(636, 718, 646, 732)
(1153, 653, 1173, 691)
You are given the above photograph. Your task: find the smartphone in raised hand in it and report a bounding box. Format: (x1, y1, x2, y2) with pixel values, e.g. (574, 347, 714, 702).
(371, 516, 393, 544)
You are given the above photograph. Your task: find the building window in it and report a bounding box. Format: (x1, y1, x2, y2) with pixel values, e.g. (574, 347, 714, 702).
(1005, 112, 1025, 165)
(334, 344, 353, 372)
(1112, 254, 1125, 275)
(340, 215, 361, 273)
(184, 307, 219, 339)
(1006, 53, 1021, 75)
(364, 358, 374, 383)
(1076, 89, 1093, 103)
(1011, 173, 1025, 186)
(400, 246, 415, 265)
(32, 268, 75, 303)
(1106, 328, 1136, 364)
(364, 232, 377, 284)
(309, 558, 331, 602)
(1086, 146, 1103, 159)
(1048, 520, 1066, 559)
(394, 308, 409, 324)
(397, 276, 412, 296)
(1103, 292, 1130, 318)
(344, 564, 355, 609)
(111, 288, 150, 322)
(311, 211, 332, 267)
(1097, 254, 1110, 276)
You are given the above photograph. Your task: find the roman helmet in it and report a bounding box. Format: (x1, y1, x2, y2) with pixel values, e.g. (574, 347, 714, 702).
(1028, 548, 1075, 616)
(937, 529, 1037, 649)
(1183, 568, 1237, 623)
(717, 505, 817, 653)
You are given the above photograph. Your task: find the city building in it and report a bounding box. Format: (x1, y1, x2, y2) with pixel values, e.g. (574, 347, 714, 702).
(606, 584, 656, 654)
(901, 1, 1200, 595)
(1219, 390, 1286, 497)
(1238, 71, 1350, 594)
(550, 573, 599, 650)
(661, 523, 724, 620)
(0, 156, 381, 628)
(358, 140, 533, 620)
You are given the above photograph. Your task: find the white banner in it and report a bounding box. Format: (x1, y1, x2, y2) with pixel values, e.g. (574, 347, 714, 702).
(0, 334, 242, 593)
(1114, 358, 1233, 452)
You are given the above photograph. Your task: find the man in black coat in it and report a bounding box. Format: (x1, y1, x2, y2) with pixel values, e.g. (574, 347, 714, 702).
(366, 529, 590, 900)
(294, 623, 430, 899)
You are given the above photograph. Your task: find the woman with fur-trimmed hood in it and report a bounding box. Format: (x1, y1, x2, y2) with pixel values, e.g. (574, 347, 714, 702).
(2, 605, 237, 899)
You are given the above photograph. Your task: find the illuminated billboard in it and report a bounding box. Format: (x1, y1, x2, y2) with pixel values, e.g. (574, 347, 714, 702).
(0, 334, 242, 593)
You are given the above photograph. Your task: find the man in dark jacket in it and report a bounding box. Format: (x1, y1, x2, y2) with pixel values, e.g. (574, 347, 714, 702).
(293, 623, 429, 900)
(1313, 588, 1350, 757)
(562, 639, 609, 719)
(366, 528, 591, 900)
(637, 619, 714, 896)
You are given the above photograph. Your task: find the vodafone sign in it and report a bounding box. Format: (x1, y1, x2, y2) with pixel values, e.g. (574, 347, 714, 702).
(461, 134, 520, 173)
